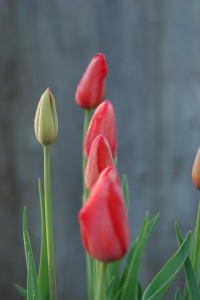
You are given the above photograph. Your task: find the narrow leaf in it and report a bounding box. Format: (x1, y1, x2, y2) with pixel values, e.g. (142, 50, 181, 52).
(106, 275, 116, 298)
(114, 155, 118, 167)
(87, 254, 95, 300)
(175, 223, 200, 300)
(23, 208, 41, 299)
(175, 288, 182, 300)
(183, 288, 189, 300)
(120, 213, 149, 300)
(146, 213, 160, 237)
(15, 284, 27, 299)
(138, 280, 143, 299)
(192, 200, 200, 275)
(122, 174, 130, 213)
(125, 239, 137, 268)
(27, 253, 35, 300)
(142, 232, 191, 300)
(106, 261, 121, 300)
(119, 213, 159, 300)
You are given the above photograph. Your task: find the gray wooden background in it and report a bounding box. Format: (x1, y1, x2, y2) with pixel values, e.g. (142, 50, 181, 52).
(1, 0, 200, 299)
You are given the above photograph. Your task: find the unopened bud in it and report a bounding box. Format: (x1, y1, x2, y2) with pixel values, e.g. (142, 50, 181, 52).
(192, 147, 200, 190)
(34, 88, 58, 146)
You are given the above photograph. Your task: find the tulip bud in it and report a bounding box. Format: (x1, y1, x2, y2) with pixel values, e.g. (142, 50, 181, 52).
(85, 135, 114, 191)
(79, 166, 130, 262)
(99, 165, 120, 186)
(84, 100, 117, 158)
(75, 54, 107, 109)
(192, 147, 200, 190)
(34, 88, 58, 146)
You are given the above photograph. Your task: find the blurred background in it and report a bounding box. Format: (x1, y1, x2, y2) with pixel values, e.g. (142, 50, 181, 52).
(1, 0, 200, 299)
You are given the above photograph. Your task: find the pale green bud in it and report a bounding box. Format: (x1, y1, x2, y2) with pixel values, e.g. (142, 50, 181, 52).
(34, 88, 58, 146)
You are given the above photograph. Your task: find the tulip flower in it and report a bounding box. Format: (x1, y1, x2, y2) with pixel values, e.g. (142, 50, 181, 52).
(85, 135, 114, 191)
(34, 88, 58, 146)
(75, 54, 107, 109)
(84, 100, 117, 159)
(192, 147, 200, 190)
(79, 166, 130, 262)
(99, 165, 121, 186)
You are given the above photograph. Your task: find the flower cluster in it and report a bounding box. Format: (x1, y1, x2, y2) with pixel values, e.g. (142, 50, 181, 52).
(75, 53, 130, 262)
(16, 53, 199, 300)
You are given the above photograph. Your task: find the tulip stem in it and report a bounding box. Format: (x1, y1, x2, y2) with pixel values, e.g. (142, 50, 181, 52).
(44, 146, 57, 300)
(83, 109, 90, 204)
(96, 262, 107, 300)
(193, 199, 200, 274)
(82, 109, 94, 300)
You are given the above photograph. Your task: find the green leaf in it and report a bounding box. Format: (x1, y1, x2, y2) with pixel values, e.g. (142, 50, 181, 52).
(183, 231, 196, 300)
(114, 155, 118, 167)
(120, 212, 159, 300)
(119, 213, 159, 300)
(106, 189, 134, 298)
(112, 285, 124, 300)
(23, 208, 41, 300)
(183, 288, 189, 300)
(141, 232, 191, 300)
(27, 254, 41, 300)
(138, 280, 143, 300)
(125, 240, 137, 267)
(197, 249, 200, 284)
(106, 275, 116, 298)
(192, 200, 200, 276)
(38, 178, 50, 300)
(190, 231, 195, 263)
(106, 261, 121, 300)
(27, 253, 35, 300)
(15, 284, 27, 299)
(120, 212, 149, 300)
(175, 223, 200, 300)
(87, 254, 95, 300)
(146, 213, 160, 237)
(175, 288, 182, 300)
(122, 175, 130, 213)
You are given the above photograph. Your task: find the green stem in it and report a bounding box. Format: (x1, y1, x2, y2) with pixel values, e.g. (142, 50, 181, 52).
(193, 199, 200, 274)
(96, 262, 107, 300)
(38, 178, 49, 300)
(44, 146, 57, 300)
(82, 109, 90, 204)
(82, 109, 94, 300)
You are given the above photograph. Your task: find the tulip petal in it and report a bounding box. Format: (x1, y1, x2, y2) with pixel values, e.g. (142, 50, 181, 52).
(85, 135, 114, 190)
(79, 167, 129, 262)
(75, 54, 107, 108)
(84, 100, 117, 158)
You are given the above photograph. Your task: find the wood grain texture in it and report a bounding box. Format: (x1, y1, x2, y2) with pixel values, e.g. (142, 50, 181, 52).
(1, 0, 200, 299)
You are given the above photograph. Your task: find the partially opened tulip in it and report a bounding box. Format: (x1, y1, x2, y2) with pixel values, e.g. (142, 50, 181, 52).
(75, 53, 107, 109)
(84, 100, 117, 159)
(192, 147, 200, 190)
(85, 135, 114, 191)
(79, 166, 130, 262)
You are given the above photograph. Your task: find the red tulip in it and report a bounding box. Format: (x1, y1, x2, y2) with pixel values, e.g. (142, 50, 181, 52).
(84, 100, 117, 159)
(75, 54, 107, 109)
(98, 165, 120, 186)
(79, 167, 130, 262)
(192, 147, 200, 190)
(85, 135, 114, 191)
